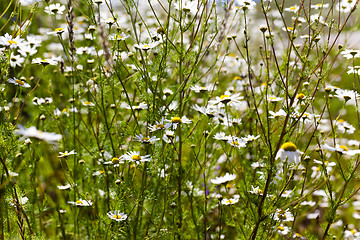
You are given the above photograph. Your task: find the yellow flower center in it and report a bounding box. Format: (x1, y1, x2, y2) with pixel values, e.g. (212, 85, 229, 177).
(84, 101, 92, 105)
(55, 28, 64, 32)
(338, 119, 344, 123)
(339, 145, 348, 151)
(316, 167, 320, 171)
(281, 142, 297, 151)
(15, 79, 25, 85)
(287, 27, 294, 31)
(351, 229, 356, 234)
(112, 158, 119, 164)
(233, 76, 242, 80)
(113, 215, 122, 219)
(296, 93, 305, 100)
(290, 6, 296, 10)
(231, 141, 239, 146)
(76, 200, 83, 204)
(226, 199, 233, 204)
(155, 124, 164, 129)
(132, 155, 141, 161)
(142, 137, 150, 142)
(220, 95, 230, 100)
(8, 40, 17, 45)
(171, 117, 182, 123)
(62, 108, 67, 113)
(144, 44, 150, 48)
(277, 226, 284, 231)
(277, 213, 286, 220)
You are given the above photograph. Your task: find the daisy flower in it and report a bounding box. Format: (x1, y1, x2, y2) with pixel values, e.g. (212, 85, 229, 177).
(276, 224, 291, 236)
(165, 116, 192, 129)
(347, 66, 360, 75)
(44, 3, 66, 15)
(18, 44, 37, 56)
(273, 209, 294, 222)
(311, 3, 329, 9)
(276, 142, 302, 165)
(221, 197, 239, 205)
(57, 184, 73, 190)
(9, 53, 25, 68)
(163, 130, 179, 143)
(174, 0, 198, 15)
(148, 119, 166, 132)
(211, 92, 243, 105)
(134, 41, 161, 51)
(190, 84, 215, 93)
(47, 28, 66, 35)
(121, 102, 148, 110)
(32, 57, 57, 66)
(335, 119, 355, 134)
(58, 150, 77, 158)
(192, 103, 224, 118)
(107, 210, 127, 221)
(120, 151, 151, 163)
(284, 5, 300, 13)
(267, 95, 283, 102)
(335, 89, 360, 103)
(213, 132, 232, 141)
(210, 173, 236, 185)
(10, 196, 28, 207)
(8, 78, 30, 88)
(311, 159, 336, 179)
(249, 186, 263, 195)
(134, 134, 160, 144)
(242, 135, 260, 142)
(68, 198, 93, 206)
(234, 0, 256, 10)
(14, 126, 62, 144)
(322, 144, 360, 156)
(109, 33, 130, 41)
(82, 101, 95, 107)
(0, 33, 23, 49)
(227, 137, 247, 148)
(269, 109, 287, 118)
(341, 49, 360, 59)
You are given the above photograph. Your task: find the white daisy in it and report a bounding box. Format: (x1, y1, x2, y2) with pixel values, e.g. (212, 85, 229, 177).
(322, 144, 360, 156)
(9, 53, 25, 68)
(14, 126, 62, 144)
(120, 151, 151, 163)
(68, 198, 93, 206)
(8, 78, 30, 88)
(58, 150, 77, 158)
(276, 142, 302, 165)
(44, 3, 66, 15)
(273, 209, 294, 222)
(165, 116, 192, 129)
(107, 210, 127, 221)
(221, 197, 239, 205)
(210, 173, 236, 184)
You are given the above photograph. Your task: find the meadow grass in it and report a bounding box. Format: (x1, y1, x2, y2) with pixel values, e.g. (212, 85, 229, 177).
(1, 0, 360, 239)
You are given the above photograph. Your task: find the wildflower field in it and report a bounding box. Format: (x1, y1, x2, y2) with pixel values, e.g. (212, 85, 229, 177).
(2, 0, 360, 239)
